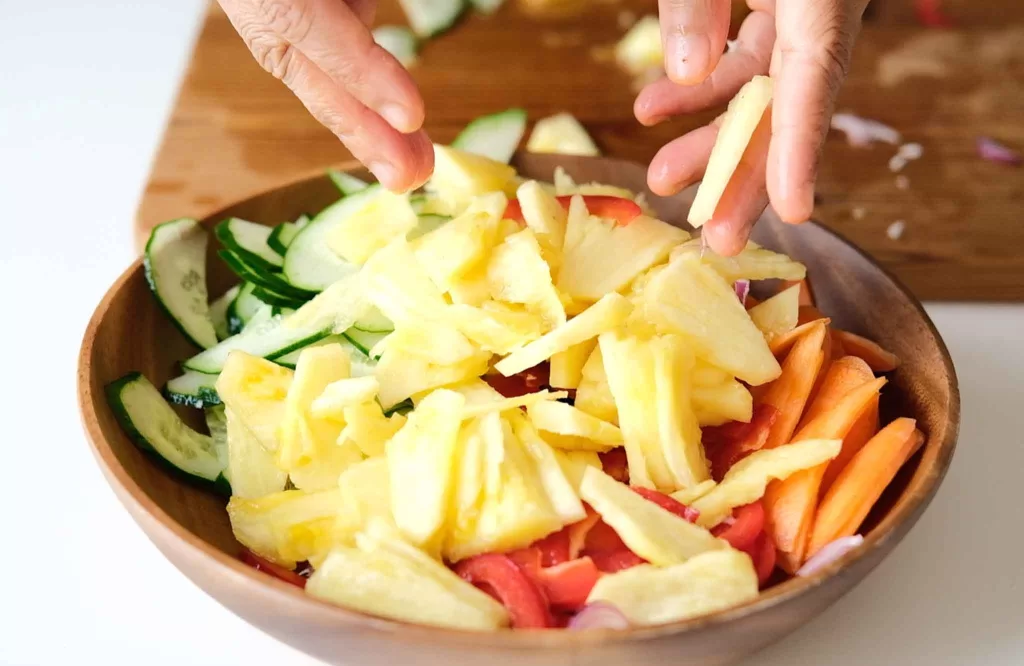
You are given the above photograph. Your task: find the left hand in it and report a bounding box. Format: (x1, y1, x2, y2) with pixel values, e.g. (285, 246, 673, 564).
(636, 0, 870, 255)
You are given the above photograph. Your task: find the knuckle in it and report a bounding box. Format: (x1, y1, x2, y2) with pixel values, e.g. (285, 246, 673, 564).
(255, 0, 314, 44)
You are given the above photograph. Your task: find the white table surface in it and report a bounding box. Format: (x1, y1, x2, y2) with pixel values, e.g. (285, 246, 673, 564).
(2, 3, 1022, 665)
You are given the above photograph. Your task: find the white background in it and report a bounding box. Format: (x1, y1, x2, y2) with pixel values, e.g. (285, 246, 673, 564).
(1, 2, 1021, 665)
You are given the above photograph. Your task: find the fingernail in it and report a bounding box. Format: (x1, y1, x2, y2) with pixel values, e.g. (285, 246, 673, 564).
(379, 103, 414, 133)
(666, 32, 709, 84)
(368, 160, 399, 188)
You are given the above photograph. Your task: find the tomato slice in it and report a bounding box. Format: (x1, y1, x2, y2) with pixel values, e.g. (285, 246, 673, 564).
(589, 549, 647, 573)
(598, 448, 629, 483)
(454, 553, 554, 628)
(712, 502, 765, 553)
(703, 405, 780, 482)
(533, 527, 571, 566)
(631, 487, 699, 523)
(534, 557, 600, 610)
(582, 519, 628, 554)
(750, 532, 777, 587)
(240, 550, 307, 588)
(504, 195, 642, 227)
(484, 363, 549, 398)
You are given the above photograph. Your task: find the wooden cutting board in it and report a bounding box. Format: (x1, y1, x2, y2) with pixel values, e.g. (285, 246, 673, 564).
(137, 0, 1024, 300)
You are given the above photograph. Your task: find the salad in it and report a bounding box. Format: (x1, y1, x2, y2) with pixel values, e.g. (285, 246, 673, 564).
(108, 85, 923, 631)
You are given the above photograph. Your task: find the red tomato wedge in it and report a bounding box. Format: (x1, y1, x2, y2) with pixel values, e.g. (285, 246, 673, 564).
(711, 502, 765, 553)
(632, 487, 700, 523)
(454, 553, 554, 628)
(484, 363, 549, 398)
(751, 532, 777, 587)
(589, 549, 647, 573)
(504, 195, 642, 226)
(240, 550, 307, 588)
(582, 519, 628, 554)
(703, 405, 780, 482)
(531, 528, 571, 567)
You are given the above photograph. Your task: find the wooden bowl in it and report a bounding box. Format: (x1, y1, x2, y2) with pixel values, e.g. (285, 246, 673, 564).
(78, 154, 959, 666)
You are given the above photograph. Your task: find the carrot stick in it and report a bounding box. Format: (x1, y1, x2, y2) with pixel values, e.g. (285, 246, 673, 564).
(763, 376, 887, 572)
(780, 279, 814, 307)
(798, 356, 875, 430)
(769, 318, 830, 358)
(832, 330, 900, 372)
(806, 326, 834, 408)
(760, 322, 827, 451)
(807, 419, 921, 557)
(819, 396, 879, 495)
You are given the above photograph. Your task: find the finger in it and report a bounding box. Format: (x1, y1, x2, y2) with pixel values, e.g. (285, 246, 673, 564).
(224, 0, 424, 133)
(636, 8, 775, 125)
(766, 0, 864, 223)
(701, 105, 772, 256)
(647, 124, 719, 196)
(659, 0, 732, 84)
(345, 0, 376, 26)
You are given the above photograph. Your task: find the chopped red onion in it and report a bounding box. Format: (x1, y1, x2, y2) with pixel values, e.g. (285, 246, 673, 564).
(796, 535, 864, 577)
(977, 137, 1022, 166)
(830, 113, 901, 148)
(567, 602, 631, 630)
(733, 280, 751, 306)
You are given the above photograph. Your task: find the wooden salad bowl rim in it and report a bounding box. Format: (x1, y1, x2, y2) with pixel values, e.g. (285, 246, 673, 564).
(78, 154, 960, 649)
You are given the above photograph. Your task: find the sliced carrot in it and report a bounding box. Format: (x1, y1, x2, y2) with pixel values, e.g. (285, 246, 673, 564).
(763, 376, 887, 572)
(798, 356, 875, 431)
(819, 396, 879, 495)
(769, 318, 830, 358)
(807, 419, 921, 557)
(780, 279, 814, 307)
(807, 326, 834, 408)
(760, 322, 827, 450)
(830, 329, 847, 359)
(797, 304, 827, 326)
(832, 330, 900, 372)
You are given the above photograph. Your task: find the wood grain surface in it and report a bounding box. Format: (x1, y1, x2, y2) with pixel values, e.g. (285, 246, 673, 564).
(136, 0, 1024, 300)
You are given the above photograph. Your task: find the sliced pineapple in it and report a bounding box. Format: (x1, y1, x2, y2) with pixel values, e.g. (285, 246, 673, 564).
(652, 335, 711, 489)
(508, 412, 586, 523)
(670, 479, 717, 506)
(387, 389, 465, 553)
(516, 180, 567, 266)
(413, 192, 505, 292)
(614, 14, 662, 75)
(309, 376, 380, 420)
(586, 550, 758, 626)
(375, 346, 492, 409)
(748, 284, 801, 340)
(644, 253, 781, 386)
(528, 400, 623, 452)
(579, 467, 725, 566)
(494, 292, 631, 377)
(447, 264, 492, 307)
(691, 438, 842, 527)
(671, 239, 807, 283)
(325, 189, 417, 265)
(284, 274, 370, 333)
(526, 112, 600, 157)
(225, 407, 288, 499)
(228, 488, 343, 568)
(487, 228, 566, 330)
(362, 240, 449, 325)
(692, 379, 754, 426)
(553, 166, 577, 195)
(461, 389, 567, 418)
(575, 345, 619, 425)
(334, 457, 393, 544)
(557, 195, 687, 302)
(553, 449, 602, 491)
(216, 351, 292, 452)
(446, 302, 544, 355)
(338, 402, 406, 458)
(445, 412, 490, 557)
(427, 145, 518, 210)
(549, 339, 596, 389)
(376, 322, 479, 366)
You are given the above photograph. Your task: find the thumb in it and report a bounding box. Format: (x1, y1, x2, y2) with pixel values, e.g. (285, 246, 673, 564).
(766, 0, 866, 223)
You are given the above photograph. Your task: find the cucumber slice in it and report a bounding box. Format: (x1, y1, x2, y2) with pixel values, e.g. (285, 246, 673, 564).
(283, 186, 380, 292)
(228, 283, 267, 334)
(165, 370, 222, 408)
(373, 26, 418, 67)
(274, 334, 376, 377)
(106, 373, 228, 493)
(344, 328, 389, 359)
(183, 313, 332, 374)
(398, 0, 466, 37)
(209, 285, 240, 341)
(250, 284, 306, 309)
(469, 0, 505, 13)
(219, 250, 314, 302)
(215, 218, 284, 271)
(267, 222, 297, 256)
(328, 170, 369, 196)
(407, 214, 451, 240)
(451, 108, 527, 164)
(352, 306, 394, 333)
(143, 218, 219, 349)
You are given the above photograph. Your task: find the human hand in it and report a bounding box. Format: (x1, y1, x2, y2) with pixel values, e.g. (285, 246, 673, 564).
(219, 0, 434, 191)
(636, 0, 869, 255)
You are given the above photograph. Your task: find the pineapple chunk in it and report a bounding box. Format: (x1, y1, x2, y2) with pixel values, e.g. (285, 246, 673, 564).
(487, 229, 566, 329)
(447, 302, 544, 355)
(338, 402, 406, 458)
(579, 467, 725, 566)
(587, 550, 758, 626)
(644, 253, 781, 386)
(652, 335, 711, 489)
(575, 345, 618, 425)
(516, 180, 567, 265)
(377, 322, 478, 366)
(225, 407, 288, 499)
(557, 195, 687, 302)
(387, 389, 465, 552)
(446, 413, 490, 556)
(308, 525, 509, 630)
(326, 189, 417, 264)
(508, 412, 587, 523)
(413, 193, 505, 292)
(691, 438, 842, 527)
(334, 457, 393, 544)
(443, 413, 563, 562)
(553, 449, 602, 491)
(575, 182, 637, 198)
(553, 166, 577, 195)
(310, 376, 380, 420)
(362, 240, 449, 325)
(427, 145, 518, 209)
(494, 292, 631, 377)
(227, 488, 343, 567)
(688, 75, 774, 228)
(693, 380, 754, 426)
(614, 14, 661, 75)
(748, 285, 801, 340)
(447, 264, 492, 307)
(549, 339, 596, 389)
(598, 332, 670, 489)
(375, 347, 491, 409)
(462, 389, 567, 418)
(692, 362, 731, 387)
(671, 479, 717, 506)
(216, 351, 292, 452)
(671, 239, 807, 282)
(528, 400, 623, 452)
(526, 112, 600, 157)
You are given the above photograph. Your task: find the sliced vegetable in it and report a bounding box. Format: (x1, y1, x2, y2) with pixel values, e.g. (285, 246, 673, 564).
(454, 553, 554, 628)
(210, 285, 241, 341)
(165, 370, 221, 408)
(760, 321, 828, 450)
(504, 194, 642, 227)
(215, 218, 284, 271)
(527, 113, 600, 157)
(831, 330, 900, 372)
(327, 170, 369, 196)
(397, 0, 467, 38)
(452, 108, 527, 164)
(373, 25, 418, 68)
(184, 312, 331, 374)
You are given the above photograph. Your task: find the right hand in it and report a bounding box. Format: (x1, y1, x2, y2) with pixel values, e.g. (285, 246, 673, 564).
(219, 0, 434, 191)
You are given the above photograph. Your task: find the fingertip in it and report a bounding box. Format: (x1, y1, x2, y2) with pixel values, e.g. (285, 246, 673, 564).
(665, 32, 714, 85)
(633, 91, 663, 127)
(647, 156, 679, 197)
(703, 219, 750, 257)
